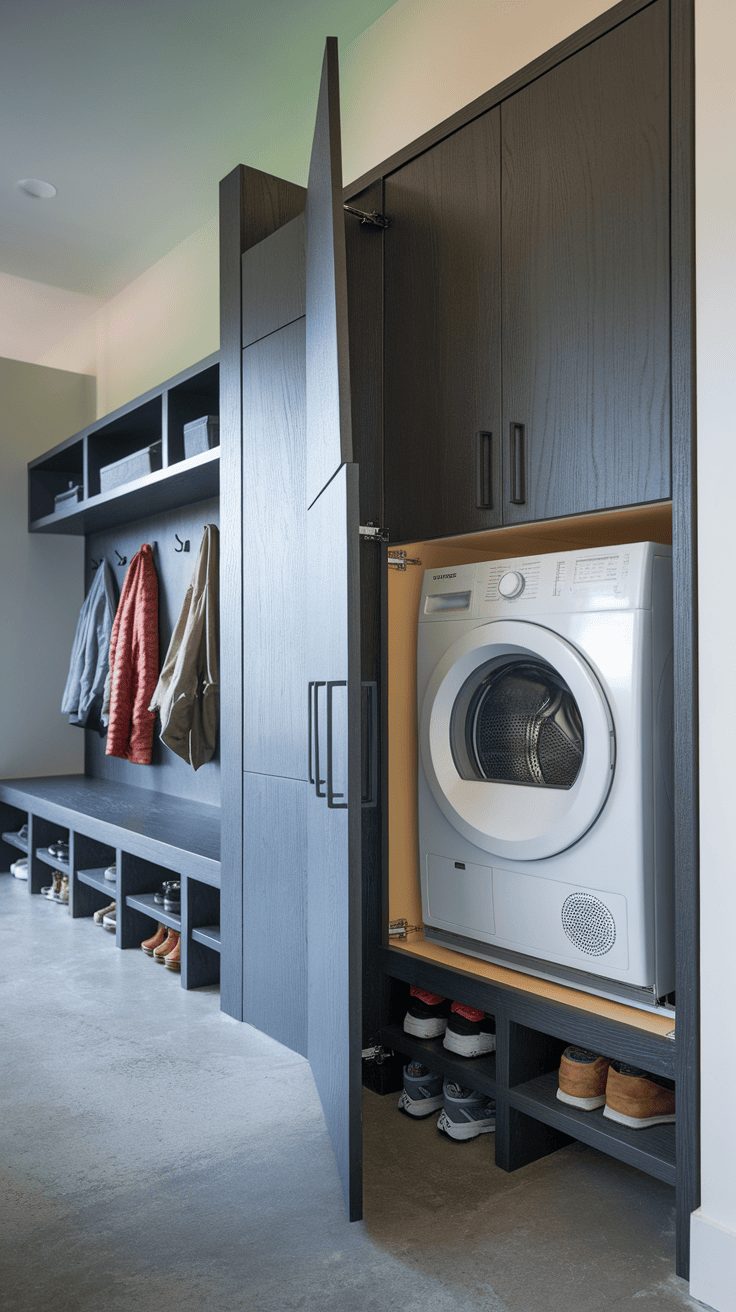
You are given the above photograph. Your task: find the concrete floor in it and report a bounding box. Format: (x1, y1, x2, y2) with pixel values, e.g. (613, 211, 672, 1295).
(0, 875, 709, 1312)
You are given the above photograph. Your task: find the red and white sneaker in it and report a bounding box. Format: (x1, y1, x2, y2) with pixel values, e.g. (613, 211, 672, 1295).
(403, 986, 451, 1038)
(443, 1003, 496, 1057)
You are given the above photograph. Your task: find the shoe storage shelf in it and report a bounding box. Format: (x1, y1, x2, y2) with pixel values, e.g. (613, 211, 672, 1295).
(378, 950, 675, 1187)
(0, 776, 221, 992)
(27, 353, 219, 536)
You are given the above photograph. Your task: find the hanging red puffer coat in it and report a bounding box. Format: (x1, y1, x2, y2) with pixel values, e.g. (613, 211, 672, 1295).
(105, 543, 159, 764)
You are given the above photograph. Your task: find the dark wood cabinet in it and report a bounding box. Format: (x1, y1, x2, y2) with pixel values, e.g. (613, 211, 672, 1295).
(383, 108, 502, 542)
(501, 0, 670, 523)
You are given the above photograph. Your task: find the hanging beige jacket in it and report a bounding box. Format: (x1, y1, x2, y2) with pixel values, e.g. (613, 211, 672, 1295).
(149, 524, 219, 770)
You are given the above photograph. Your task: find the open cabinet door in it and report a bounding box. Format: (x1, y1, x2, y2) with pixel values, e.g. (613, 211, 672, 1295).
(305, 38, 363, 1222)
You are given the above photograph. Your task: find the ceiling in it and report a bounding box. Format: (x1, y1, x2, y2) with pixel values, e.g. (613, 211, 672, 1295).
(1, 0, 395, 299)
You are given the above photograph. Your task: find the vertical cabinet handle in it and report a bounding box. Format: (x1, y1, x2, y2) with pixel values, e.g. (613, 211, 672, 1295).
(362, 681, 378, 809)
(309, 681, 326, 796)
(326, 681, 347, 809)
(510, 423, 526, 504)
(476, 431, 493, 508)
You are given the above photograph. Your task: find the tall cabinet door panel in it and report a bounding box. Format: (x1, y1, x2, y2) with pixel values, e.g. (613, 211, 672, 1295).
(242, 314, 306, 779)
(306, 464, 362, 1221)
(384, 108, 502, 542)
(501, 0, 670, 523)
(305, 37, 353, 508)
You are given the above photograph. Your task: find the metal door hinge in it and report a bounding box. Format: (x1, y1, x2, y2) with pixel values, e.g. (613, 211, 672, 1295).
(361, 1044, 394, 1063)
(360, 522, 390, 542)
(344, 204, 390, 230)
(389, 917, 423, 938)
(388, 550, 422, 571)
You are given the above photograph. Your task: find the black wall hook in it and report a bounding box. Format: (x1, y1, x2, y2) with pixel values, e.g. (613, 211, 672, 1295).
(90, 558, 103, 571)
(115, 550, 127, 566)
(175, 533, 190, 552)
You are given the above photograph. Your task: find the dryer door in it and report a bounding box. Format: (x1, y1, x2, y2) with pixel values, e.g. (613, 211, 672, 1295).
(420, 619, 614, 860)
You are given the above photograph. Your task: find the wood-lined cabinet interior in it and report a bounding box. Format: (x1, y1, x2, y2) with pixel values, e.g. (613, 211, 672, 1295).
(383, 0, 670, 543)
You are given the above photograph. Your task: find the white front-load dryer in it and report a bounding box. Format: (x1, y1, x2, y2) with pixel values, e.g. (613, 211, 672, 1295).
(417, 542, 674, 1009)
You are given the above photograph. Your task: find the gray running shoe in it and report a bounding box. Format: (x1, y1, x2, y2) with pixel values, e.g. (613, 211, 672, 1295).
(437, 1081, 496, 1140)
(397, 1062, 444, 1118)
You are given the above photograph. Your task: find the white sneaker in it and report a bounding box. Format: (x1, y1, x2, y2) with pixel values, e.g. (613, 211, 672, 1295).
(10, 858, 28, 880)
(102, 910, 116, 932)
(94, 900, 116, 925)
(104, 865, 117, 882)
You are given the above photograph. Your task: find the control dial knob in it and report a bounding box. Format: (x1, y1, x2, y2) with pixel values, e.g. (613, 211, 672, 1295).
(498, 570, 525, 599)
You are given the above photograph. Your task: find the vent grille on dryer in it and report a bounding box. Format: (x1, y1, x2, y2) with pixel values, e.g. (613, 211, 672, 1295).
(561, 893, 616, 956)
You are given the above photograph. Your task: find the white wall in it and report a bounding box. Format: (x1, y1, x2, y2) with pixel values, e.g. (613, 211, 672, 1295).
(689, 2, 736, 1308)
(0, 359, 94, 781)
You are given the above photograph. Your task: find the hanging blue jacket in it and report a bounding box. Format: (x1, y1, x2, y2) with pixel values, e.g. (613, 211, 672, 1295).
(61, 561, 118, 733)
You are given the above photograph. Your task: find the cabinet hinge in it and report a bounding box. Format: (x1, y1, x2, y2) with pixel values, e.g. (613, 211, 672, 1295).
(388, 550, 422, 571)
(361, 1044, 394, 1063)
(389, 917, 423, 938)
(344, 204, 391, 230)
(360, 522, 390, 542)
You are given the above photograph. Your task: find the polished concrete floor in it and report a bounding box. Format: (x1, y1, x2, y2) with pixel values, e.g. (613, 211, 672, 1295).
(0, 875, 708, 1312)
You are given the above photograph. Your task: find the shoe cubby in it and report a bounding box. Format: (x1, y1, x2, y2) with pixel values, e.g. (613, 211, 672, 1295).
(1, 801, 29, 871)
(378, 963, 676, 1187)
(184, 877, 220, 990)
(72, 834, 118, 919)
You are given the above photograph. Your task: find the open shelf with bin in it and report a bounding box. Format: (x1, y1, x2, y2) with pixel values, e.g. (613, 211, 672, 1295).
(27, 352, 219, 537)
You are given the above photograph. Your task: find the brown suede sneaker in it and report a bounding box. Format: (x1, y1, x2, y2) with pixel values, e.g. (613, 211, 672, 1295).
(141, 923, 167, 955)
(603, 1062, 675, 1129)
(557, 1046, 611, 1110)
(164, 932, 181, 972)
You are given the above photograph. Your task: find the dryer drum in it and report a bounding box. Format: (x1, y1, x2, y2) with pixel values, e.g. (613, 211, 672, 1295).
(465, 660, 584, 789)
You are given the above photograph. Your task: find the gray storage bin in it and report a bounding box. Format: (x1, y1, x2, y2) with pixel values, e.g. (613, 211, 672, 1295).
(53, 483, 82, 514)
(183, 414, 219, 459)
(99, 441, 162, 493)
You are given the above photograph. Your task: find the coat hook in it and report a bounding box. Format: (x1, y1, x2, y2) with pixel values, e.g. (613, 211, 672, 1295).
(115, 549, 127, 566)
(175, 533, 190, 552)
(90, 558, 103, 570)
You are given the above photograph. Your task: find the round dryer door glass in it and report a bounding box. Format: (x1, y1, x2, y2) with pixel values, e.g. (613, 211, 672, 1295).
(420, 619, 615, 861)
(455, 659, 584, 790)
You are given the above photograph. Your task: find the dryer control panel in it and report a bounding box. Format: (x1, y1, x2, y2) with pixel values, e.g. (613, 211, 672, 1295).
(419, 541, 671, 619)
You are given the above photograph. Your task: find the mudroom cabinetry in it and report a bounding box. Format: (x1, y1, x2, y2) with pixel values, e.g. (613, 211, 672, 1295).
(383, 0, 670, 543)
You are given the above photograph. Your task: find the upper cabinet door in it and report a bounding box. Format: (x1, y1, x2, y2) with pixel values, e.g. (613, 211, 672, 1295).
(501, 0, 670, 524)
(305, 39, 363, 1223)
(305, 37, 353, 508)
(384, 109, 503, 542)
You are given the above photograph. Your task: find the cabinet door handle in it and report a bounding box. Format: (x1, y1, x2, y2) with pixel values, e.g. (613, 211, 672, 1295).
(476, 431, 493, 508)
(510, 423, 526, 504)
(362, 680, 378, 808)
(326, 681, 348, 809)
(309, 681, 326, 796)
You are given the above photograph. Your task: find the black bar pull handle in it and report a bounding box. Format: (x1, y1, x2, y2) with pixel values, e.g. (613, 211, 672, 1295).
(510, 423, 526, 504)
(308, 682, 315, 784)
(476, 431, 493, 508)
(326, 681, 348, 809)
(361, 681, 378, 808)
(309, 681, 326, 797)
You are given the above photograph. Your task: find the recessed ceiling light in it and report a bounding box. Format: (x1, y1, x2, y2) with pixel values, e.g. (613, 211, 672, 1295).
(17, 178, 57, 199)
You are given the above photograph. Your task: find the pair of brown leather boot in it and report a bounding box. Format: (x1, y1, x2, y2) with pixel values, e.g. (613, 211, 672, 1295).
(141, 923, 180, 971)
(557, 1046, 675, 1129)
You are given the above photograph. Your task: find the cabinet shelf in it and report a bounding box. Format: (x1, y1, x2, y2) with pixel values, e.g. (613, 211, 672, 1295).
(36, 847, 69, 873)
(191, 925, 221, 952)
(126, 892, 181, 931)
(1, 830, 28, 854)
(381, 1023, 497, 1094)
(508, 1069, 676, 1186)
(77, 867, 116, 896)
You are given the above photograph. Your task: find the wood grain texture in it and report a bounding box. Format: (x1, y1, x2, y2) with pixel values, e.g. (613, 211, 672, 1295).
(242, 214, 306, 348)
(305, 38, 353, 508)
(384, 108, 502, 542)
(344, 0, 657, 202)
(307, 466, 363, 1220)
(501, 0, 670, 522)
(219, 164, 306, 1020)
(670, 0, 698, 1280)
(242, 772, 307, 1056)
(241, 319, 307, 779)
(0, 776, 220, 882)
